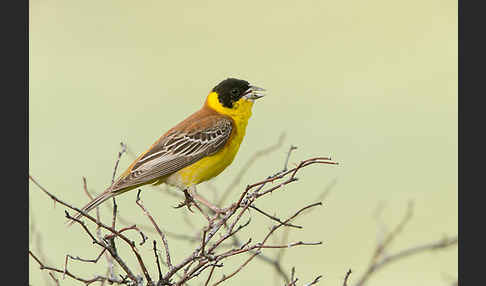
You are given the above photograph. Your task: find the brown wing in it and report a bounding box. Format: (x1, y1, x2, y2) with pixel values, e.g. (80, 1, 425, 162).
(111, 116, 233, 191)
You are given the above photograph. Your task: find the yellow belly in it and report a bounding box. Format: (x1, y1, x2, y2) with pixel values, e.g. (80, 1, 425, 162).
(174, 130, 244, 187)
(165, 93, 254, 189)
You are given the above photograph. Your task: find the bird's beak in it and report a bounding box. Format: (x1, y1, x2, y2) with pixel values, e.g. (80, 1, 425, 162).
(243, 85, 266, 100)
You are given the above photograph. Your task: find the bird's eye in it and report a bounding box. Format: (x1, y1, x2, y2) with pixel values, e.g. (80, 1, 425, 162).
(231, 88, 239, 95)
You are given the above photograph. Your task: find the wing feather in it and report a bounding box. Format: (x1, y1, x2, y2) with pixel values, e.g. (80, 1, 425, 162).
(112, 117, 233, 191)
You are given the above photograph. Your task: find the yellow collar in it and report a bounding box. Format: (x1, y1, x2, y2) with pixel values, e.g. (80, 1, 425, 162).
(205, 92, 254, 123)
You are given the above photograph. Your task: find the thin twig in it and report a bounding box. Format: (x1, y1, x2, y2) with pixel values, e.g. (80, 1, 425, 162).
(217, 132, 286, 206)
(30, 149, 339, 286)
(81, 177, 117, 282)
(112, 142, 127, 185)
(111, 143, 126, 231)
(64, 210, 140, 283)
(30, 250, 125, 285)
(353, 202, 457, 286)
(283, 145, 298, 172)
(136, 190, 173, 271)
(30, 175, 150, 285)
(249, 205, 302, 229)
(153, 241, 163, 282)
(204, 264, 218, 286)
(303, 275, 322, 286)
(343, 269, 352, 286)
(354, 236, 457, 286)
(211, 202, 323, 286)
(64, 250, 107, 279)
(82, 177, 101, 224)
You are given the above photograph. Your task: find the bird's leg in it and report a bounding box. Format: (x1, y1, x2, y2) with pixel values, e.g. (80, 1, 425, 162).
(188, 186, 227, 216)
(174, 189, 195, 213)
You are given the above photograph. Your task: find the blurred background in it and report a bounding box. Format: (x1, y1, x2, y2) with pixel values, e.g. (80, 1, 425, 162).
(29, 0, 457, 285)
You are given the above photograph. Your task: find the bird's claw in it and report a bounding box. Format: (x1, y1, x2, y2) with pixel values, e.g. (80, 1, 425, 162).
(174, 189, 195, 213)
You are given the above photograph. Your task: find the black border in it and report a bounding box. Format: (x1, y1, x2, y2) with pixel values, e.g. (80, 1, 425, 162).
(4, 0, 29, 284)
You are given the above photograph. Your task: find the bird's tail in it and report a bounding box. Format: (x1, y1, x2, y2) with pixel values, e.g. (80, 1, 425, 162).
(66, 189, 116, 227)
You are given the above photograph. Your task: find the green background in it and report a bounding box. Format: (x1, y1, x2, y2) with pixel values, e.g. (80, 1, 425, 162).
(29, 0, 457, 285)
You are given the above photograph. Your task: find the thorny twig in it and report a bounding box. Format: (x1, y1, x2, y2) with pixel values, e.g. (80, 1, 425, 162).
(36, 134, 430, 285)
(108, 137, 321, 285)
(159, 149, 336, 284)
(30, 139, 340, 285)
(217, 132, 286, 206)
(64, 250, 107, 279)
(30, 175, 149, 285)
(210, 202, 324, 286)
(249, 205, 302, 229)
(29, 136, 457, 286)
(30, 250, 126, 285)
(136, 190, 174, 272)
(82, 176, 118, 282)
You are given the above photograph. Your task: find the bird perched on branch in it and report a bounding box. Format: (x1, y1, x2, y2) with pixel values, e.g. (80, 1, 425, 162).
(69, 78, 266, 225)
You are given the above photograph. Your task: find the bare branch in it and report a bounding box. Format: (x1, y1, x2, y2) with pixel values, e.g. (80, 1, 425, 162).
(64, 250, 106, 279)
(136, 190, 173, 271)
(211, 202, 323, 286)
(285, 268, 321, 286)
(303, 275, 322, 286)
(112, 142, 127, 185)
(153, 241, 164, 283)
(217, 132, 286, 206)
(249, 205, 302, 229)
(353, 202, 457, 286)
(283, 145, 298, 172)
(30, 142, 342, 286)
(63, 210, 141, 283)
(30, 250, 126, 285)
(354, 236, 457, 286)
(30, 175, 149, 285)
(30, 134, 458, 286)
(111, 143, 126, 232)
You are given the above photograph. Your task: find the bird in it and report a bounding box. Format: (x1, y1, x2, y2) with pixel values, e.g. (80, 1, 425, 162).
(69, 78, 266, 224)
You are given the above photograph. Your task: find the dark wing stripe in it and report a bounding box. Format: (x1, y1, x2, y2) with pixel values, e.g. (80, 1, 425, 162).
(112, 118, 233, 191)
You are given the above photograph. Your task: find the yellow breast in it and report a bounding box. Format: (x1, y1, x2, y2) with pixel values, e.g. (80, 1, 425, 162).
(167, 92, 254, 188)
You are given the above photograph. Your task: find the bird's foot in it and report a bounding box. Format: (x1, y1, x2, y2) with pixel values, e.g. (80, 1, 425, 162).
(174, 189, 195, 213)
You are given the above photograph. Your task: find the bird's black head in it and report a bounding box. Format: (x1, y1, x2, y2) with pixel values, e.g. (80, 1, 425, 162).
(212, 78, 251, 108)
